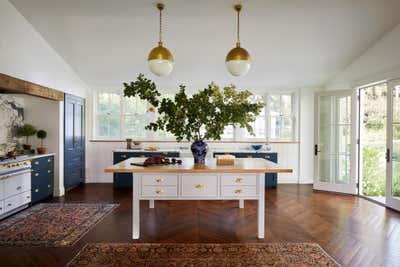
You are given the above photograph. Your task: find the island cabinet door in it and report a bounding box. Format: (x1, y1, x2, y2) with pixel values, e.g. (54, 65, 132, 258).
(31, 156, 54, 204)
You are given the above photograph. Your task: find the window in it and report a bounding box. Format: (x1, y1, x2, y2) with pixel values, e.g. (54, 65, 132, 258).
(267, 93, 296, 141)
(94, 92, 297, 141)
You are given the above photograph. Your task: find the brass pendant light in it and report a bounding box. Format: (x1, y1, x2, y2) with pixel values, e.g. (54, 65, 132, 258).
(148, 3, 174, 76)
(226, 4, 251, 77)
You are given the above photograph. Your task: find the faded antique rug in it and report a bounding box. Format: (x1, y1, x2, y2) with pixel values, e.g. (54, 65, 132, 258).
(0, 203, 118, 247)
(67, 243, 341, 267)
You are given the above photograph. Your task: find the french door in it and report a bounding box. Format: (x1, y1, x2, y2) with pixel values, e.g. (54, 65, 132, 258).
(314, 90, 358, 194)
(387, 79, 400, 210)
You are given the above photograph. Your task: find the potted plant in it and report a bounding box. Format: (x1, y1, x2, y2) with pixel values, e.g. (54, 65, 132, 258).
(36, 130, 47, 154)
(17, 124, 37, 150)
(123, 74, 265, 164)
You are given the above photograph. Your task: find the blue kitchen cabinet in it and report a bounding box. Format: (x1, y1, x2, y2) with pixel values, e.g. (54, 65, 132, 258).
(113, 151, 180, 188)
(213, 152, 278, 188)
(31, 155, 54, 204)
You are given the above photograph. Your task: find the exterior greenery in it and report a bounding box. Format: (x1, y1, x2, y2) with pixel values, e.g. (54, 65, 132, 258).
(123, 74, 265, 142)
(17, 124, 37, 145)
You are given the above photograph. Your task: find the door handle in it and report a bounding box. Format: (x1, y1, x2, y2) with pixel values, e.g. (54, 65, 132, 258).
(314, 145, 321, 156)
(386, 148, 391, 163)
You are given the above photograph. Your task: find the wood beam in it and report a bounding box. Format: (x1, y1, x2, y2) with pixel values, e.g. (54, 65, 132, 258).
(0, 73, 64, 101)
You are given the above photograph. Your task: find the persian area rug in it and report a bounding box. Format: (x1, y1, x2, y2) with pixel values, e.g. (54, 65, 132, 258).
(67, 243, 341, 267)
(0, 203, 118, 247)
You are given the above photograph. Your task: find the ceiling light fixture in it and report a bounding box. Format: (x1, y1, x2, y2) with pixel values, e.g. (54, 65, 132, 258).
(226, 4, 251, 77)
(148, 3, 174, 77)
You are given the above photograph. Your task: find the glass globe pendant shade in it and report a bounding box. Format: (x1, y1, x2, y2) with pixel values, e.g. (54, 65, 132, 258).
(225, 45, 251, 77)
(148, 43, 174, 76)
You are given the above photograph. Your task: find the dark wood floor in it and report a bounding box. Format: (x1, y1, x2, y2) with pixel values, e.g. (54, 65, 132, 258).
(1, 184, 399, 267)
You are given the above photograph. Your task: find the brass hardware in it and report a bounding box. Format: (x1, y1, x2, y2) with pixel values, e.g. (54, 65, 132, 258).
(48, 170, 52, 173)
(226, 4, 251, 62)
(235, 178, 243, 183)
(247, 155, 253, 158)
(48, 184, 51, 188)
(35, 189, 39, 192)
(48, 158, 52, 162)
(35, 161, 39, 165)
(155, 178, 164, 183)
(265, 156, 270, 159)
(35, 173, 39, 177)
(121, 154, 127, 159)
(234, 189, 243, 194)
(155, 189, 164, 194)
(195, 184, 204, 189)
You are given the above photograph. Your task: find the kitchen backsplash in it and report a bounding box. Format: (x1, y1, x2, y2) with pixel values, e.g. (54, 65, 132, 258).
(0, 94, 24, 156)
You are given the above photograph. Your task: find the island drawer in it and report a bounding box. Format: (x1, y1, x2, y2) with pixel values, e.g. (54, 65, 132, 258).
(221, 186, 257, 197)
(141, 186, 178, 198)
(181, 174, 218, 197)
(221, 174, 257, 186)
(141, 174, 178, 186)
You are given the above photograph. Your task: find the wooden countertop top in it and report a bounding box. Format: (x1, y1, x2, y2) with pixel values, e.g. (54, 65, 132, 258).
(105, 157, 293, 174)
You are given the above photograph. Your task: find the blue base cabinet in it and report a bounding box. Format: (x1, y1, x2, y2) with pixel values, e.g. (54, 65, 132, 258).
(31, 155, 54, 204)
(213, 152, 278, 189)
(113, 151, 180, 188)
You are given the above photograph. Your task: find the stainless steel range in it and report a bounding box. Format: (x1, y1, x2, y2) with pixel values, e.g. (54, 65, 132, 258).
(0, 157, 32, 219)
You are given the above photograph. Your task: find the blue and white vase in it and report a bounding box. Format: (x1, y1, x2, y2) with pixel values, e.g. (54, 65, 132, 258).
(191, 140, 208, 164)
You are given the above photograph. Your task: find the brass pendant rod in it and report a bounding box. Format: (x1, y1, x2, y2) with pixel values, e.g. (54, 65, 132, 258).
(237, 8, 240, 46)
(157, 3, 164, 45)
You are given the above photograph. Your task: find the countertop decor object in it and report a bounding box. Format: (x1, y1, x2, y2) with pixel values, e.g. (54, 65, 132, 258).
(36, 130, 47, 154)
(123, 74, 264, 164)
(251, 144, 263, 151)
(105, 157, 292, 239)
(16, 124, 37, 150)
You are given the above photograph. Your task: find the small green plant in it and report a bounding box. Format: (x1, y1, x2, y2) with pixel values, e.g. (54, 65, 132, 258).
(123, 74, 265, 141)
(36, 130, 47, 147)
(17, 124, 37, 146)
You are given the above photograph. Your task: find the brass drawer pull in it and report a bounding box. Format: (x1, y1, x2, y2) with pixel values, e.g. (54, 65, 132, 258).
(155, 178, 164, 183)
(235, 178, 243, 183)
(35, 189, 39, 192)
(234, 189, 243, 194)
(48, 184, 51, 188)
(35, 161, 39, 165)
(195, 184, 204, 189)
(48, 170, 52, 174)
(121, 154, 127, 159)
(35, 173, 39, 177)
(47, 158, 52, 163)
(265, 155, 270, 159)
(155, 189, 164, 194)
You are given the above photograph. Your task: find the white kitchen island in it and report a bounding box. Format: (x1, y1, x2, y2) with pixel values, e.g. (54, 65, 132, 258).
(105, 157, 292, 239)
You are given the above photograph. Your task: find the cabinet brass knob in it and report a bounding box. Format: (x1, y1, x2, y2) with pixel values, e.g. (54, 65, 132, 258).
(121, 154, 127, 158)
(234, 189, 243, 194)
(265, 156, 270, 159)
(155, 189, 164, 194)
(35, 173, 39, 177)
(155, 178, 164, 183)
(195, 184, 204, 189)
(48, 159, 52, 162)
(48, 184, 51, 188)
(48, 170, 52, 173)
(235, 178, 243, 183)
(35, 189, 39, 192)
(35, 161, 39, 165)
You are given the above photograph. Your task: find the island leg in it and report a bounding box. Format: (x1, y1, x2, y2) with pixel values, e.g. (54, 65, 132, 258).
(257, 173, 265, 239)
(149, 200, 155, 209)
(239, 199, 244, 208)
(132, 174, 140, 239)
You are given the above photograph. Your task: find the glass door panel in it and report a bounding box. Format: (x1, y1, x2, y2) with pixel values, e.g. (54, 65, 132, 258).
(314, 91, 356, 194)
(387, 81, 400, 211)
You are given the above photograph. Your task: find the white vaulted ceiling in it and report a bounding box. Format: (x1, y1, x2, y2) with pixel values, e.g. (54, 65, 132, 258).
(9, 0, 400, 91)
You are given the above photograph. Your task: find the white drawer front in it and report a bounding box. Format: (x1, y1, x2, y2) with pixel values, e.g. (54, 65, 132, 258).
(4, 191, 31, 213)
(221, 186, 258, 197)
(0, 180, 4, 200)
(0, 200, 4, 215)
(141, 186, 178, 198)
(4, 172, 31, 199)
(181, 174, 218, 197)
(141, 174, 178, 186)
(221, 174, 257, 186)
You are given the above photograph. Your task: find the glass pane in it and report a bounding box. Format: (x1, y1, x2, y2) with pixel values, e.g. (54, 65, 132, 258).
(392, 125, 400, 198)
(319, 95, 332, 126)
(337, 154, 350, 184)
(338, 96, 351, 124)
(270, 115, 280, 139)
(361, 84, 387, 198)
(97, 114, 120, 138)
(393, 86, 400, 124)
(280, 116, 293, 140)
(319, 154, 336, 183)
(269, 94, 280, 116)
(98, 93, 120, 116)
(281, 94, 292, 116)
(338, 125, 351, 154)
(124, 115, 147, 138)
(221, 125, 234, 139)
(124, 96, 147, 115)
(245, 107, 266, 138)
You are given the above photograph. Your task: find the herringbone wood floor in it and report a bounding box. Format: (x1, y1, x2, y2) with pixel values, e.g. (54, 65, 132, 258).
(0, 184, 399, 267)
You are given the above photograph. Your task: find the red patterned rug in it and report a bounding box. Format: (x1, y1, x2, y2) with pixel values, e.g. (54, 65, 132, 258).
(0, 203, 118, 247)
(68, 243, 341, 267)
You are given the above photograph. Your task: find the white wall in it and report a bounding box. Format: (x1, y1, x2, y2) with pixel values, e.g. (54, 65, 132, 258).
(326, 23, 400, 90)
(0, 0, 89, 196)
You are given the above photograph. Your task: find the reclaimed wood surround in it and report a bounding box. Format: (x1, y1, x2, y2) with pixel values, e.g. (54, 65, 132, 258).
(0, 73, 64, 101)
